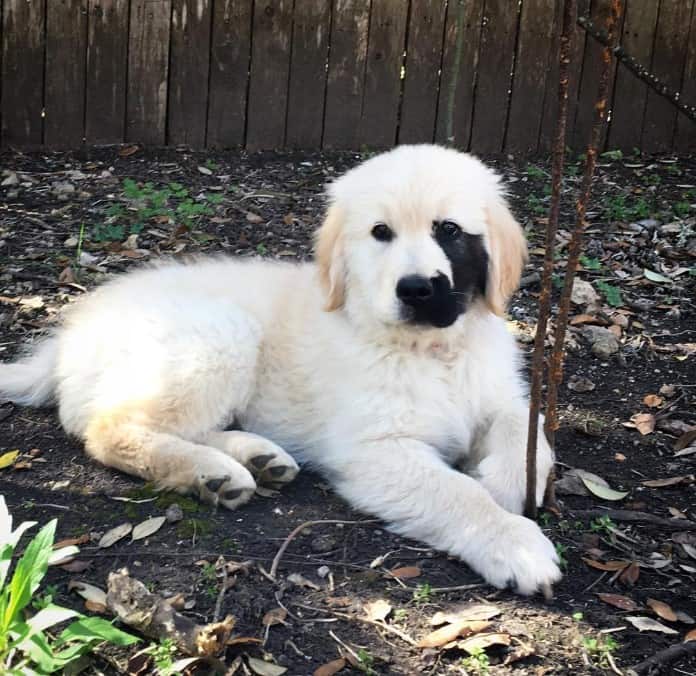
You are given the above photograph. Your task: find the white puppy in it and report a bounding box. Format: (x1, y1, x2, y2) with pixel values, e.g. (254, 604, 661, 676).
(0, 145, 560, 594)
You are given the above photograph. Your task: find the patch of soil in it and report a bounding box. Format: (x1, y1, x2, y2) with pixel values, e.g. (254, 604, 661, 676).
(0, 146, 695, 675)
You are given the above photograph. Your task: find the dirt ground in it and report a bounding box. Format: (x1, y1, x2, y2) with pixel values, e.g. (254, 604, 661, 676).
(0, 145, 695, 676)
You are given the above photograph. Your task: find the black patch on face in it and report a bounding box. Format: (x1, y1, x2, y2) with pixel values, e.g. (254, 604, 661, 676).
(397, 223, 488, 329)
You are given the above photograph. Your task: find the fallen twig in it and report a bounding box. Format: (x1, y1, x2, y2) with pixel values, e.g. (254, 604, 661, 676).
(524, 0, 577, 520)
(571, 509, 696, 531)
(106, 569, 234, 657)
(545, 0, 623, 442)
(269, 519, 379, 580)
(626, 640, 696, 675)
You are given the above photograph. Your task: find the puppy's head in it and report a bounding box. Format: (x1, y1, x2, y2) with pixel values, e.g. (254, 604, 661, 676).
(315, 145, 527, 330)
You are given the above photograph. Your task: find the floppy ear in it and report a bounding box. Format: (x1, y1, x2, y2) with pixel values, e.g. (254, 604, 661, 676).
(315, 203, 347, 311)
(485, 196, 528, 316)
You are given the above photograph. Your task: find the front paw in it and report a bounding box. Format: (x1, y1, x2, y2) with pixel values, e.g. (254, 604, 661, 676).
(474, 514, 561, 596)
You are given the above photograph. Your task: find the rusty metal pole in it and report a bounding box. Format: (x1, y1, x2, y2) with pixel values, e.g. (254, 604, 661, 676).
(523, 0, 578, 520)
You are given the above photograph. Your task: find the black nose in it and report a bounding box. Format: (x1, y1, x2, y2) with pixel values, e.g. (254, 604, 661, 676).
(396, 275, 434, 305)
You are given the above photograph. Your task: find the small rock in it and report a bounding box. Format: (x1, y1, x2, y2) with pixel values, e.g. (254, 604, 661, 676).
(571, 278, 599, 306)
(519, 272, 541, 288)
(52, 180, 75, 196)
(165, 503, 184, 523)
(64, 236, 78, 247)
(100, 170, 113, 179)
(567, 375, 596, 393)
(310, 534, 337, 554)
(245, 211, 263, 224)
(1, 172, 19, 186)
(636, 218, 659, 229)
(592, 335, 619, 358)
(317, 565, 331, 578)
(79, 251, 98, 266)
(659, 384, 677, 398)
(197, 165, 213, 175)
(65, 170, 87, 180)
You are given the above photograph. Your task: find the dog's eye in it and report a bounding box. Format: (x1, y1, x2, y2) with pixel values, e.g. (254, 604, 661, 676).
(371, 223, 394, 242)
(437, 220, 462, 238)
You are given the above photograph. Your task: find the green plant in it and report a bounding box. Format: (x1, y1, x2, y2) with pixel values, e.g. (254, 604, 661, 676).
(526, 194, 546, 216)
(205, 159, 219, 172)
(461, 645, 490, 674)
(600, 149, 623, 161)
(596, 280, 624, 307)
(572, 611, 584, 621)
(674, 201, 691, 218)
(0, 497, 138, 673)
(144, 637, 177, 675)
(199, 562, 218, 599)
(590, 515, 615, 535)
(555, 543, 568, 570)
(355, 648, 376, 675)
(525, 164, 547, 180)
(256, 243, 268, 255)
(412, 583, 432, 604)
(579, 254, 602, 271)
(75, 223, 86, 264)
(538, 512, 552, 527)
(582, 633, 618, 669)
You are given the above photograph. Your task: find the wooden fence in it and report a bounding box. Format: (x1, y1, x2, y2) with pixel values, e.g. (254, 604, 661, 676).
(1, 0, 694, 154)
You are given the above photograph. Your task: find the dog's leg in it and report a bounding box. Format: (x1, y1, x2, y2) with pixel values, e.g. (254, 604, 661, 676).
(200, 431, 299, 486)
(85, 417, 257, 509)
(473, 408, 554, 515)
(327, 439, 560, 595)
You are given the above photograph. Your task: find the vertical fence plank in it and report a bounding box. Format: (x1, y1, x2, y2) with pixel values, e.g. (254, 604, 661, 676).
(469, 0, 520, 154)
(285, 0, 331, 148)
(126, 0, 171, 144)
(85, 0, 129, 144)
(45, 0, 88, 147)
(399, 0, 447, 144)
(1, 0, 45, 146)
(323, 0, 370, 149)
(169, 0, 212, 146)
(207, 0, 252, 148)
(642, 0, 694, 153)
(246, 0, 293, 150)
(434, 0, 484, 147)
(572, 0, 623, 151)
(606, 1, 659, 151)
(674, 5, 696, 151)
(538, 0, 588, 153)
(505, 0, 555, 155)
(358, 0, 408, 148)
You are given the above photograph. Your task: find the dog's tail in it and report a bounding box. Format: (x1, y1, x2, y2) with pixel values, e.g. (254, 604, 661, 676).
(0, 338, 58, 407)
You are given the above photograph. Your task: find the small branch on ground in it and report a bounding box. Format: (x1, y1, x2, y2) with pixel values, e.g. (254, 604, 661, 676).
(106, 569, 234, 657)
(545, 0, 623, 444)
(627, 640, 696, 675)
(269, 519, 379, 581)
(578, 15, 696, 122)
(524, 0, 577, 520)
(571, 509, 696, 531)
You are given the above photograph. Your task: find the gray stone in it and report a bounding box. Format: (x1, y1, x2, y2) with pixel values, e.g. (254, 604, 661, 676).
(310, 534, 338, 554)
(165, 503, 184, 523)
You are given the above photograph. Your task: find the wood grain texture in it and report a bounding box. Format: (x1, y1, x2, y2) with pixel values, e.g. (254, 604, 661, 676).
(285, 0, 331, 148)
(245, 0, 293, 150)
(85, 0, 129, 144)
(505, 0, 555, 154)
(358, 0, 408, 148)
(126, 0, 172, 145)
(1, 0, 46, 146)
(469, 0, 520, 154)
(399, 0, 447, 144)
(206, 0, 252, 148)
(45, 0, 88, 147)
(169, 0, 212, 146)
(642, 0, 694, 152)
(434, 0, 484, 147)
(607, 0, 659, 151)
(674, 3, 696, 151)
(323, 0, 370, 149)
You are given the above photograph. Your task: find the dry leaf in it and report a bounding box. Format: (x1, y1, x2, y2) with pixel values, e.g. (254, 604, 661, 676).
(60, 559, 92, 573)
(417, 620, 491, 648)
(131, 516, 166, 541)
(646, 598, 677, 622)
(0, 450, 19, 470)
(619, 561, 640, 585)
(98, 523, 132, 548)
(197, 165, 213, 175)
(582, 558, 630, 572)
(118, 144, 139, 157)
(579, 475, 628, 501)
(625, 413, 656, 435)
(246, 211, 263, 224)
(430, 604, 501, 626)
(69, 580, 107, 607)
(458, 633, 511, 654)
(643, 394, 664, 408)
(262, 608, 288, 627)
(287, 572, 320, 590)
(681, 543, 696, 560)
(313, 658, 346, 676)
(626, 616, 679, 634)
(675, 429, 696, 452)
(570, 314, 602, 326)
(364, 599, 392, 622)
(84, 599, 107, 613)
(597, 593, 641, 611)
(669, 507, 687, 519)
(642, 476, 690, 488)
(388, 566, 422, 580)
(54, 534, 90, 549)
(685, 628, 696, 642)
(246, 657, 287, 675)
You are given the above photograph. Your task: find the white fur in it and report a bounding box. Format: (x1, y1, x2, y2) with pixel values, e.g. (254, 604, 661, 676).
(0, 145, 560, 594)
